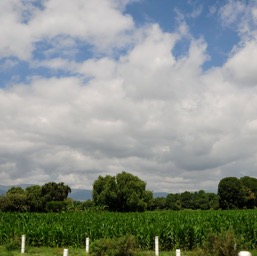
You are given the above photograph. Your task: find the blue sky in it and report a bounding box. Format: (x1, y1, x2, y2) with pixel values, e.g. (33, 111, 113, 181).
(0, 0, 240, 85)
(0, 0, 257, 193)
(126, 0, 242, 69)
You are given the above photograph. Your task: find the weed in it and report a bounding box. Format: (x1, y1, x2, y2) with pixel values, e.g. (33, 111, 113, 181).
(202, 229, 239, 256)
(91, 234, 138, 256)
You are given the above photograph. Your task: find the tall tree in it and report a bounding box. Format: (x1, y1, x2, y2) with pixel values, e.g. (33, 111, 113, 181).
(180, 191, 195, 209)
(0, 187, 28, 212)
(26, 185, 43, 212)
(93, 175, 117, 211)
(93, 172, 153, 212)
(41, 182, 71, 202)
(240, 176, 257, 208)
(41, 182, 71, 212)
(218, 177, 246, 209)
(166, 193, 181, 210)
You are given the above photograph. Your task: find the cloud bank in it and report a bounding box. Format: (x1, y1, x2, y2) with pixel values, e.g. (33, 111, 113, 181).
(0, 0, 257, 193)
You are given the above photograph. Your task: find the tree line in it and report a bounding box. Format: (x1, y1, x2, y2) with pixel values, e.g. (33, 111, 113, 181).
(0, 172, 257, 212)
(0, 182, 71, 212)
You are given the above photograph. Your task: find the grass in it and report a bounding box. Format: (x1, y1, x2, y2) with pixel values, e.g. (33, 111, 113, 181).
(0, 246, 85, 256)
(1, 246, 257, 256)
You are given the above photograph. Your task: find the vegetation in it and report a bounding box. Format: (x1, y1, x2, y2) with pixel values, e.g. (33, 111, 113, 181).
(0, 210, 257, 252)
(91, 235, 138, 256)
(5, 245, 251, 256)
(1, 174, 257, 212)
(218, 176, 257, 209)
(201, 229, 239, 256)
(1, 173, 257, 255)
(93, 172, 153, 212)
(0, 182, 71, 212)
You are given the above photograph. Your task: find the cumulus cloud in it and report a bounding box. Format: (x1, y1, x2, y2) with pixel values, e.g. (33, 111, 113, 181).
(1, 0, 257, 193)
(0, 0, 134, 59)
(224, 40, 257, 86)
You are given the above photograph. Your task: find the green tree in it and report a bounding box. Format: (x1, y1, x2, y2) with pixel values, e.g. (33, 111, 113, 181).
(93, 172, 153, 212)
(41, 182, 71, 212)
(218, 177, 246, 209)
(193, 190, 210, 210)
(93, 175, 118, 211)
(6, 186, 26, 195)
(180, 191, 195, 209)
(45, 201, 69, 212)
(152, 197, 167, 210)
(240, 176, 257, 208)
(0, 187, 29, 212)
(41, 182, 71, 202)
(206, 192, 219, 210)
(25, 185, 43, 212)
(166, 193, 181, 210)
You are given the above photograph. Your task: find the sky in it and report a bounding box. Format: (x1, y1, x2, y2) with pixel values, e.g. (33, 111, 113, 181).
(1, 0, 257, 193)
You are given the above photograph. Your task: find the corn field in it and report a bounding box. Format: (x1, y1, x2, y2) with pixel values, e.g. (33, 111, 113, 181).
(1, 210, 257, 250)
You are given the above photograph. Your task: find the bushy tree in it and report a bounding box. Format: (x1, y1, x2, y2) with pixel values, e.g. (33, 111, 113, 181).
(240, 176, 257, 208)
(25, 185, 43, 212)
(93, 175, 118, 211)
(41, 182, 71, 202)
(218, 177, 246, 209)
(93, 172, 153, 212)
(41, 182, 71, 212)
(0, 183, 72, 212)
(0, 187, 29, 212)
(166, 193, 181, 210)
(152, 197, 167, 210)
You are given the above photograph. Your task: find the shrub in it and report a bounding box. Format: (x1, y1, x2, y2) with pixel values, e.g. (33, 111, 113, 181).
(5, 236, 20, 251)
(91, 235, 138, 256)
(202, 229, 239, 256)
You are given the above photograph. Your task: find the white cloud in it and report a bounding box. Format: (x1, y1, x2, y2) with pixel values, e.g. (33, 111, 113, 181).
(1, 0, 257, 194)
(224, 40, 257, 86)
(0, 0, 135, 60)
(219, 0, 257, 40)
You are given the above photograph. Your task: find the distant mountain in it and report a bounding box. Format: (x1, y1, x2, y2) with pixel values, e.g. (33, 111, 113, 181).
(0, 184, 34, 191)
(70, 189, 92, 201)
(0, 189, 6, 195)
(0, 184, 168, 201)
(153, 192, 169, 198)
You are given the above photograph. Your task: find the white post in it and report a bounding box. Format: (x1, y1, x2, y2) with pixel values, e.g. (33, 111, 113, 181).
(155, 236, 159, 256)
(238, 252, 252, 256)
(85, 237, 90, 253)
(21, 234, 26, 254)
(176, 249, 181, 256)
(63, 248, 69, 256)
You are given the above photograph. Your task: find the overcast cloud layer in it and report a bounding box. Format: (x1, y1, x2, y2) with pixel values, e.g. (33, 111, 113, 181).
(1, 0, 257, 193)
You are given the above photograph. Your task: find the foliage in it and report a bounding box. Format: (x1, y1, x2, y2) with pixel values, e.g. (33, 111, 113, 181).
(240, 176, 257, 208)
(5, 236, 20, 251)
(41, 182, 71, 202)
(25, 185, 43, 212)
(0, 210, 257, 251)
(0, 191, 29, 212)
(93, 175, 118, 211)
(0, 183, 71, 213)
(153, 197, 167, 210)
(45, 201, 69, 212)
(93, 172, 153, 212)
(202, 229, 239, 256)
(91, 235, 138, 256)
(164, 191, 219, 211)
(218, 177, 246, 209)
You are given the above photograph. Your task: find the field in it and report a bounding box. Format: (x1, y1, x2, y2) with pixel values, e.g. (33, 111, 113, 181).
(1, 210, 257, 253)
